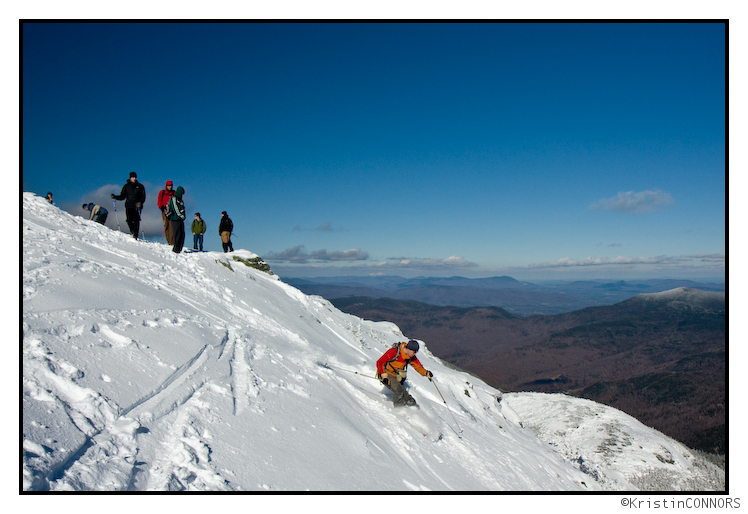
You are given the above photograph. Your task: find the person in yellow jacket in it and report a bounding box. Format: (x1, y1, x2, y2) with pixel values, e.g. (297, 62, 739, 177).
(376, 340, 433, 407)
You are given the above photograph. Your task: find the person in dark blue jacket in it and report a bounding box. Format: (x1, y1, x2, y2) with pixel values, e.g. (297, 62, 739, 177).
(167, 186, 186, 253)
(82, 203, 108, 225)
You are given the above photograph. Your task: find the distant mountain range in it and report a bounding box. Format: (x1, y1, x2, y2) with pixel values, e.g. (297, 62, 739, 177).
(286, 275, 725, 316)
(331, 288, 726, 454)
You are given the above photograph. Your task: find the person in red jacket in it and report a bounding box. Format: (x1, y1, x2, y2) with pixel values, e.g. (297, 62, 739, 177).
(157, 180, 175, 244)
(376, 340, 433, 407)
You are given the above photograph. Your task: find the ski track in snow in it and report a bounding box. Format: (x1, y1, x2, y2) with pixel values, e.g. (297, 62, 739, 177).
(143, 386, 233, 491)
(22, 193, 725, 491)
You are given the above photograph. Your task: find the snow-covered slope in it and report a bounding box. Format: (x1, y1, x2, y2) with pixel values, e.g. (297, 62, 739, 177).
(22, 193, 723, 491)
(629, 287, 725, 312)
(502, 394, 724, 491)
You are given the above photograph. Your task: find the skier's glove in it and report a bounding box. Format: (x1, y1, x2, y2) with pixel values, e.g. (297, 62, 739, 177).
(426, 370, 434, 381)
(110, 194, 115, 198)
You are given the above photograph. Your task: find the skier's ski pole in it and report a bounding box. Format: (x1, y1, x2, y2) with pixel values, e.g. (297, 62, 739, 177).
(432, 379, 463, 434)
(111, 198, 121, 232)
(138, 207, 145, 240)
(320, 363, 378, 380)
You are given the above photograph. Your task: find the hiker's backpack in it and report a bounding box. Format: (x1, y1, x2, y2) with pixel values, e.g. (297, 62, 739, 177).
(382, 342, 406, 374)
(165, 197, 176, 219)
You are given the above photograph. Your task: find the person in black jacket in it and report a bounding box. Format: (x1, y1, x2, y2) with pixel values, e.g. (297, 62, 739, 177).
(167, 186, 186, 253)
(219, 211, 234, 252)
(111, 172, 146, 239)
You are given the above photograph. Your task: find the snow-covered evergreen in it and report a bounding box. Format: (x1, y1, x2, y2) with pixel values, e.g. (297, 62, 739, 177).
(22, 193, 724, 491)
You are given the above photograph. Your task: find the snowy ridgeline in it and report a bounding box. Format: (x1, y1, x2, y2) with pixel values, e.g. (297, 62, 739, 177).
(22, 193, 724, 492)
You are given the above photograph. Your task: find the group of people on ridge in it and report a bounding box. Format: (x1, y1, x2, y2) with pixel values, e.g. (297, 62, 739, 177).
(153, 178, 234, 254)
(73, 172, 234, 254)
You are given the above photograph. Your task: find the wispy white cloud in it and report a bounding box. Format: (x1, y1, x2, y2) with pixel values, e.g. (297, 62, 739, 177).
(264, 245, 307, 263)
(310, 248, 370, 261)
(382, 256, 478, 269)
(693, 253, 725, 263)
(589, 189, 675, 213)
(292, 221, 340, 232)
(530, 256, 678, 268)
(267, 251, 478, 272)
(526, 254, 724, 270)
(264, 246, 369, 263)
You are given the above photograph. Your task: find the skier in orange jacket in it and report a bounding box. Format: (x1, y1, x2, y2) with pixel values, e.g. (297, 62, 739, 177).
(376, 340, 433, 407)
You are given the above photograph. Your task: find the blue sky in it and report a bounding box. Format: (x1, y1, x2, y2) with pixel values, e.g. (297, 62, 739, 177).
(22, 22, 725, 281)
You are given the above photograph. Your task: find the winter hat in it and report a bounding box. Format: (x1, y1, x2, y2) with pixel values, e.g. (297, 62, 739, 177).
(222, 211, 227, 216)
(175, 186, 184, 198)
(82, 204, 88, 209)
(130, 172, 137, 178)
(166, 180, 173, 186)
(405, 340, 419, 352)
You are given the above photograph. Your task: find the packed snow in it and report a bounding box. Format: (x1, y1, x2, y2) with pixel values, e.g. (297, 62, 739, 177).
(22, 192, 724, 492)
